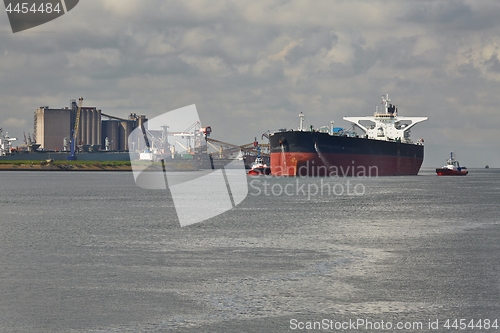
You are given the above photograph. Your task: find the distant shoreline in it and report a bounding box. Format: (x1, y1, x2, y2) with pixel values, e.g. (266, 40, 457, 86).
(0, 160, 199, 172)
(0, 163, 132, 172)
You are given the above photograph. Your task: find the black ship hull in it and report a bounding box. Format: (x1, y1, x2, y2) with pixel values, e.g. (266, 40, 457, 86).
(269, 131, 424, 176)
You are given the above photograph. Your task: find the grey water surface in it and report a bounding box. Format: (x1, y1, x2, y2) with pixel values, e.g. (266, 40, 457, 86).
(0, 168, 499, 332)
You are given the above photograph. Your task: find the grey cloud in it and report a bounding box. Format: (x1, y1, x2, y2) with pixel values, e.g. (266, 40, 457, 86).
(402, 1, 500, 31)
(484, 55, 500, 73)
(1, 0, 500, 166)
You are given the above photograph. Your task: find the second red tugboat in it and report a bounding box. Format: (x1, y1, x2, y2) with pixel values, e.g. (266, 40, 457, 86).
(436, 152, 468, 176)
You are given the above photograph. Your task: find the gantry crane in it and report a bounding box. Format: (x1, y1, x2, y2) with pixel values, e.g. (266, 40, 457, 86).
(67, 97, 83, 160)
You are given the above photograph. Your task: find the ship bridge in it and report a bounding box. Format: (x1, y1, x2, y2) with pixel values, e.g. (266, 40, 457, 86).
(343, 94, 428, 143)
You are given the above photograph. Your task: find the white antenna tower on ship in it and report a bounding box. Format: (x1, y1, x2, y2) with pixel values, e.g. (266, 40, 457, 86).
(298, 112, 305, 131)
(381, 94, 394, 114)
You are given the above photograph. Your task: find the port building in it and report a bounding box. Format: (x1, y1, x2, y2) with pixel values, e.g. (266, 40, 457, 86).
(101, 114, 147, 151)
(34, 106, 72, 151)
(34, 100, 147, 152)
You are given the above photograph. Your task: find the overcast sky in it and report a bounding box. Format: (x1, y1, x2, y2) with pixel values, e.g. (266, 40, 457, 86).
(1, 0, 499, 167)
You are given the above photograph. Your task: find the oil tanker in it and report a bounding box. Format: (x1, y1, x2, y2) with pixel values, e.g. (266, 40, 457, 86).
(269, 95, 428, 176)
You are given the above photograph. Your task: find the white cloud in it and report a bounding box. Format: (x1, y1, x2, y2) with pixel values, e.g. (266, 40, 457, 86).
(268, 40, 301, 61)
(2, 117, 26, 128)
(100, 0, 141, 16)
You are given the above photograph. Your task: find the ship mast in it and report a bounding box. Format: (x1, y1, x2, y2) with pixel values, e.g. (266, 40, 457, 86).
(298, 112, 305, 131)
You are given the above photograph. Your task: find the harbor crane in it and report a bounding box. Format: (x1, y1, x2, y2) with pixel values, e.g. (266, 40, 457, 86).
(67, 97, 83, 160)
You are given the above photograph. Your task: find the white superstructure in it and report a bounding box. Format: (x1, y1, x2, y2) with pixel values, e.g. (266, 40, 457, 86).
(343, 94, 428, 144)
(0, 128, 17, 156)
(441, 152, 465, 170)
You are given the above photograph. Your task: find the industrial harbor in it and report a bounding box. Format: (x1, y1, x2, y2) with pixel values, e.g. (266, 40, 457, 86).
(0, 97, 269, 171)
(1, 94, 429, 175)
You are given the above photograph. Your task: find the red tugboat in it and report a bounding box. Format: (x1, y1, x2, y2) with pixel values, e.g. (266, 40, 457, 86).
(248, 140, 271, 175)
(247, 157, 271, 175)
(436, 152, 468, 176)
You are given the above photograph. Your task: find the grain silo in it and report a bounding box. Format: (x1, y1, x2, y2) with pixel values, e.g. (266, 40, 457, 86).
(101, 120, 120, 151)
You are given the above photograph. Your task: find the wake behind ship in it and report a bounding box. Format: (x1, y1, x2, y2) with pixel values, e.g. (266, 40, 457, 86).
(269, 95, 428, 176)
